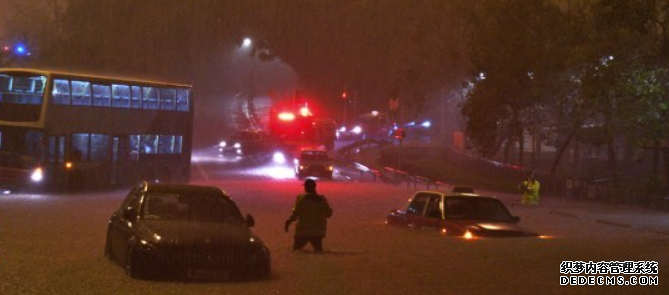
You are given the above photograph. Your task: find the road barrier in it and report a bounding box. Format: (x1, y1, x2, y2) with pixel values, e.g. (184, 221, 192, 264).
(339, 140, 669, 211)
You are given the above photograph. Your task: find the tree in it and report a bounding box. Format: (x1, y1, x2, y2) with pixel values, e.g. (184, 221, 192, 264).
(459, 0, 573, 164)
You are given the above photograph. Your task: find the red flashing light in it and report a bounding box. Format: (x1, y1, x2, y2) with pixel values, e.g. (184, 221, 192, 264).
(299, 106, 311, 116)
(342, 91, 347, 99)
(3, 46, 9, 52)
(278, 112, 296, 121)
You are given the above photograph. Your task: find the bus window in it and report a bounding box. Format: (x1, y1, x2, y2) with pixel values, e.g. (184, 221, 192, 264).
(140, 135, 158, 153)
(176, 89, 189, 111)
(0, 74, 45, 105)
(52, 79, 70, 105)
(174, 136, 183, 153)
(131, 86, 141, 109)
(92, 84, 111, 107)
(0, 127, 43, 169)
(16, 75, 45, 104)
(158, 135, 174, 153)
(90, 134, 110, 161)
(142, 87, 158, 109)
(112, 84, 130, 108)
(71, 81, 92, 106)
(71, 133, 90, 161)
(160, 88, 176, 110)
(128, 135, 140, 160)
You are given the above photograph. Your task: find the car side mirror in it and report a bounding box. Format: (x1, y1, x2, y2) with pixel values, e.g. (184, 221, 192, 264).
(246, 213, 255, 228)
(511, 216, 521, 223)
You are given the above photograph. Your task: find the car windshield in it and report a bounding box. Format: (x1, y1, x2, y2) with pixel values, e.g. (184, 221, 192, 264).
(443, 197, 513, 222)
(142, 192, 245, 224)
(301, 151, 329, 161)
(0, 72, 46, 122)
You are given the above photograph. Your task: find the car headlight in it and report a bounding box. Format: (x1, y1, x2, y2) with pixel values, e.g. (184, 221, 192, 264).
(352, 126, 362, 134)
(219, 141, 227, 147)
(30, 167, 44, 182)
(139, 239, 158, 251)
(273, 152, 286, 164)
(233, 142, 241, 149)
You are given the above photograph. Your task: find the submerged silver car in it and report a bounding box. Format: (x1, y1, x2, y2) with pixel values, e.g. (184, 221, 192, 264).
(387, 190, 537, 238)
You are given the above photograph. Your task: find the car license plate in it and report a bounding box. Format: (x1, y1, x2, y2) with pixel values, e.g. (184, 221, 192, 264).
(186, 269, 229, 280)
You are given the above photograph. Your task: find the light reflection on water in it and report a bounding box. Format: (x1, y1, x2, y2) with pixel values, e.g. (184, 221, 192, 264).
(0, 192, 48, 201)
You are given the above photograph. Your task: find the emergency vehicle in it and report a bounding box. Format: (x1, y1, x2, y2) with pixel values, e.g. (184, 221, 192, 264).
(267, 99, 336, 151)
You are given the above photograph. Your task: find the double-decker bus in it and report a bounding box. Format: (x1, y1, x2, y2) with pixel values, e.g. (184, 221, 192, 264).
(0, 68, 193, 191)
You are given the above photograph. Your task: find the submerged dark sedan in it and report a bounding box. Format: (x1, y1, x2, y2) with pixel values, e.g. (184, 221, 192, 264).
(387, 190, 537, 238)
(105, 182, 270, 280)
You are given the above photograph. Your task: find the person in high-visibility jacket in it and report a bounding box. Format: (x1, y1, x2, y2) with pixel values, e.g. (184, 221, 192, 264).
(285, 178, 333, 252)
(519, 171, 540, 206)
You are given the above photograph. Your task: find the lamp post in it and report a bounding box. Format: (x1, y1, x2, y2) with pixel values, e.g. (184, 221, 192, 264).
(242, 37, 252, 48)
(341, 88, 348, 128)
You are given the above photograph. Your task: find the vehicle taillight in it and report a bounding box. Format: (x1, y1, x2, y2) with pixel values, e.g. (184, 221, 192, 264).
(278, 112, 295, 121)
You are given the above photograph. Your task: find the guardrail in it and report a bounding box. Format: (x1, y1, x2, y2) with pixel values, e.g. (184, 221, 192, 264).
(348, 160, 448, 191)
(342, 143, 669, 211)
(339, 140, 452, 191)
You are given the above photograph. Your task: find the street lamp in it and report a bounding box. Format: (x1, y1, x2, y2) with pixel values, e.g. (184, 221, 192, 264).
(242, 37, 252, 48)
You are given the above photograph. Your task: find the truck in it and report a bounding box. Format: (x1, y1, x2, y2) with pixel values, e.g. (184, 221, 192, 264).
(267, 100, 336, 152)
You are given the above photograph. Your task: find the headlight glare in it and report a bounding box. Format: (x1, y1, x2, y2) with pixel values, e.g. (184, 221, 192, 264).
(31, 167, 44, 182)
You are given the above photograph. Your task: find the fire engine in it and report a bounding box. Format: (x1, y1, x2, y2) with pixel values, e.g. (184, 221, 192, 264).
(268, 99, 336, 152)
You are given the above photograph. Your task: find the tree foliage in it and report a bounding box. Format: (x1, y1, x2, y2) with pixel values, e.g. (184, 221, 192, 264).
(459, 0, 574, 158)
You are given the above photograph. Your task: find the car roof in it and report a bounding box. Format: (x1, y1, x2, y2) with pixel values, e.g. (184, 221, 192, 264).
(414, 190, 498, 200)
(232, 130, 266, 135)
(142, 182, 227, 196)
(301, 150, 328, 154)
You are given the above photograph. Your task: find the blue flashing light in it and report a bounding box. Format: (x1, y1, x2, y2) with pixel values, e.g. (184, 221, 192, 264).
(14, 44, 28, 55)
